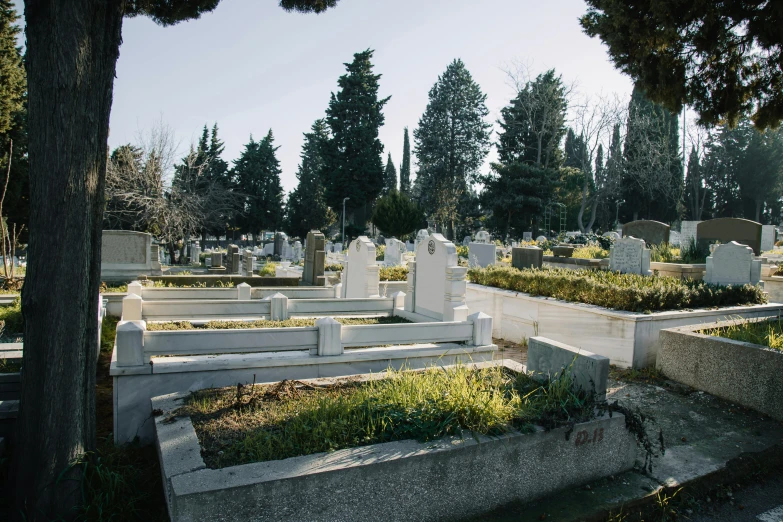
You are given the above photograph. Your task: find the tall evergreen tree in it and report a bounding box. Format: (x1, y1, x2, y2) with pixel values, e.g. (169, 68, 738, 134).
(620, 84, 683, 222)
(414, 59, 491, 239)
(207, 123, 229, 184)
(323, 49, 390, 228)
(0, 0, 27, 237)
(233, 130, 285, 239)
(497, 69, 567, 168)
(399, 127, 411, 195)
(684, 146, 708, 221)
(382, 153, 397, 195)
(285, 119, 336, 239)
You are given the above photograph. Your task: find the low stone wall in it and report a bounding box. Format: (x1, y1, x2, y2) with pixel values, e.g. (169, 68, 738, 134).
(658, 320, 783, 421)
(761, 275, 783, 303)
(466, 282, 783, 368)
(543, 256, 609, 271)
(650, 262, 705, 281)
(0, 372, 20, 400)
(139, 275, 301, 287)
(153, 361, 637, 522)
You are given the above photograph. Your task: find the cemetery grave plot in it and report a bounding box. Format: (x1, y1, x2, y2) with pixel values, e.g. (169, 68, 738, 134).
(153, 359, 639, 522)
(658, 317, 783, 421)
(466, 265, 780, 368)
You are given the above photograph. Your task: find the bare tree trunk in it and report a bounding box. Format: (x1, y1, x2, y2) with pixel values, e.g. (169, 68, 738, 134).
(586, 195, 599, 233)
(577, 175, 589, 233)
(14, 1, 124, 519)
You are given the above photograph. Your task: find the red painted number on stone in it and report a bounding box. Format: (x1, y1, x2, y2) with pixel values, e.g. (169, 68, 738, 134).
(575, 428, 604, 447)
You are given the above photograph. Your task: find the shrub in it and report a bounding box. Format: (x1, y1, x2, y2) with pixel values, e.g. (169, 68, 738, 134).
(572, 245, 609, 259)
(467, 265, 767, 313)
(325, 263, 343, 272)
(702, 318, 783, 351)
(456, 245, 469, 259)
(379, 266, 408, 281)
(257, 262, 276, 277)
(679, 237, 710, 264)
(649, 243, 680, 263)
(375, 244, 385, 261)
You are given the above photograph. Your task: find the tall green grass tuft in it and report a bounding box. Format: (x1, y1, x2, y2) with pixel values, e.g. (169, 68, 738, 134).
(701, 317, 783, 351)
(185, 364, 597, 468)
(649, 243, 680, 263)
(467, 265, 767, 313)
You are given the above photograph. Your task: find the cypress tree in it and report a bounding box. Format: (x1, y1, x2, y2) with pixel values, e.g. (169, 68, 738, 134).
(323, 49, 390, 228)
(233, 130, 285, 238)
(414, 59, 491, 239)
(382, 153, 397, 195)
(285, 119, 336, 238)
(399, 127, 411, 195)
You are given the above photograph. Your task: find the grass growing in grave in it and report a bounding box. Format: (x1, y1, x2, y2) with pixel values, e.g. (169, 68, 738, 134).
(701, 318, 783, 351)
(182, 364, 598, 468)
(467, 265, 767, 313)
(257, 261, 276, 276)
(146, 316, 411, 331)
(0, 358, 21, 373)
(379, 265, 408, 281)
(0, 297, 23, 334)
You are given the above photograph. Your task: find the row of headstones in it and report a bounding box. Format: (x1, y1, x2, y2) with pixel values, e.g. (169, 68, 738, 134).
(341, 233, 469, 321)
(512, 237, 762, 286)
(622, 218, 777, 255)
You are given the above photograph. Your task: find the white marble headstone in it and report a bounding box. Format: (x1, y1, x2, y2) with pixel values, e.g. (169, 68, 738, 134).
(474, 230, 491, 244)
(410, 233, 467, 321)
(383, 238, 404, 266)
(609, 236, 651, 275)
(536, 235, 547, 243)
(342, 236, 380, 298)
(523, 232, 533, 241)
(761, 225, 776, 252)
(705, 241, 761, 286)
(468, 242, 497, 268)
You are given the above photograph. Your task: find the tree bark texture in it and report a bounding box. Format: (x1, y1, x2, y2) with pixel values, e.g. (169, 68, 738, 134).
(15, 1, 124, 519)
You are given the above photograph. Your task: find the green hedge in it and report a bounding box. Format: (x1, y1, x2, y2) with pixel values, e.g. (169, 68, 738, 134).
(379, 266, 408, 281)
(467, 266, 767, 313)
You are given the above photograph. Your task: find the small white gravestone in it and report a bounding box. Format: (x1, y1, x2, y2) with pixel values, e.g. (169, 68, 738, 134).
(335, 242, 343, 253)
(292, 241, 303, 261)
(603, 231, 621, 241)
(262, 243, 274, 257)
(414, 229, 430, 253)
(705, 241, 761, 286)
(342, 236, 380, 298)
(468, 242, 497, 268)
(523, 232, 533, 241)
(383, 237, 405, 266)
(405, 233, 468, 322)
(761, 225, 776, 252)
(474, 230, 491, 244)
(536, 235, 548, 243)
(406, 241, 415, 252)
(462, 235, 472, 246)
(609, 236, 651, 275)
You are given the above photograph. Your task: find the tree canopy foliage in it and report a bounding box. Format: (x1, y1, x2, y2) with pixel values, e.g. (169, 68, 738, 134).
(371, 190, 424, 239)
(581, 0, 783, 129)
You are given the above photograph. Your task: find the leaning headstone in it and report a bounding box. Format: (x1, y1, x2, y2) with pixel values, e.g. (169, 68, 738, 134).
(705, 241, 761, 286)
(761, 225, 776, 252)
(302, 230, 326, 286)
(622, 220, 670, 246)
(405, 234, 468, 322)
(468, 242, 497, 267)
(527, 337, 609, 400)
(100, 230, 162, 281)
(474, 230, 491, 244)
(342, 236, 380, 298)
(697, 218, 762, 255)
(512, 246, 543, 270)
(383, 238, 405, 266)
(609, 236, 651, 275)
(523, 232, 533, 241)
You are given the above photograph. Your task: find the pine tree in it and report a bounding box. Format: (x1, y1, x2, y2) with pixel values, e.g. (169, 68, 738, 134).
(207, 123, 229, 184)
(0, 0, 27, 236)
(323, 49, 390, 228)
(414, 59, 491, 239)
(621, 84, 683, 222)
(233, 130, 285, 238)
(382, 153, 397, 195)
(285, 119, 336, 238)
(371, 190, 423, 238)
(399, 127, 411, 195)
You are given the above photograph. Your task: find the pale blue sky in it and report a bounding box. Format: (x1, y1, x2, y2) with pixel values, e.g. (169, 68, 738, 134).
(107, 0, 633, 193)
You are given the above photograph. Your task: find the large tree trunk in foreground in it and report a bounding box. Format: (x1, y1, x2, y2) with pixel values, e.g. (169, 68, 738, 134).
(14, 1, 123, 519)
